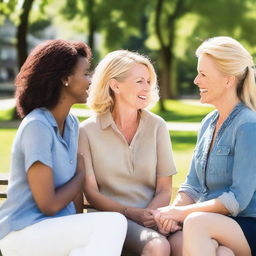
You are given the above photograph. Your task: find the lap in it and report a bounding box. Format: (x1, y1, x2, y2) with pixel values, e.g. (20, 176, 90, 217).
(231, 216, 256, 256)
(184, 212, 251, 256)
(124, 219, 167, 255)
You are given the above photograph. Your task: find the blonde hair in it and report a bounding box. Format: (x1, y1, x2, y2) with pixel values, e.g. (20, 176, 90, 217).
(196, 36, 256, 110)
(87, 50, 159, 114)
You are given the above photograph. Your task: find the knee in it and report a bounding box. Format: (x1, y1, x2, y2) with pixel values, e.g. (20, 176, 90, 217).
(183, 212, 210, 233)
(142, 237, 170, 256)
(105, 212, 127, 230)
(217, 246, 235, 256)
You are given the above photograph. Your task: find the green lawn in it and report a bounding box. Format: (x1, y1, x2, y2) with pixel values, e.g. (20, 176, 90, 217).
(0, 129, 197, 189)
(0, 129, 16, 173)
(0, 99, 203, 187)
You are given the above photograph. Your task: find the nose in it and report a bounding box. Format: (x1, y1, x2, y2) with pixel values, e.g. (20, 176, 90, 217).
(194, 74, 199, 86)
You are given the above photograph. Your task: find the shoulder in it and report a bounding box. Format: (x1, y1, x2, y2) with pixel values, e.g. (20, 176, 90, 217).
(141, 109, 166, 127)
(20, 109, 53, 132)
(237, 107, 256, 124)
(79, 114, 98, 133)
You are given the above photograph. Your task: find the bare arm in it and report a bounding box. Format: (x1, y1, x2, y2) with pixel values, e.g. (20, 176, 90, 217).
(172, 191, 195, 206)
(147, 176, 172, 209)
(28, 155, 85, 216)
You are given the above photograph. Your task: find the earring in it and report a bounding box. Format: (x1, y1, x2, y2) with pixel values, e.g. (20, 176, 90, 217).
(64, 82, 68, 87)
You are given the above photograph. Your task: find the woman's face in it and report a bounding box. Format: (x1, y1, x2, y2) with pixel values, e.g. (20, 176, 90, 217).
(65, 57, 91, 104)
(194, 54, 229, 106)
(114, 63, 151, 111)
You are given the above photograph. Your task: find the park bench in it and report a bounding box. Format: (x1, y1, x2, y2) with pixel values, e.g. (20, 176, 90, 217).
(0, 174, 177, 256)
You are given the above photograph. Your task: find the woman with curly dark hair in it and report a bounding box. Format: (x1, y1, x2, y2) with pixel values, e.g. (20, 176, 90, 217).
(0, 39, 127, 256)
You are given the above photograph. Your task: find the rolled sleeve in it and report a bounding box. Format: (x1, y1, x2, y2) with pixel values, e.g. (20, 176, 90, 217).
(219, 123, 256, 215)
(156, 120, 177, 176)
(218, 191, 239, 216)
(21, 121, 53, 172)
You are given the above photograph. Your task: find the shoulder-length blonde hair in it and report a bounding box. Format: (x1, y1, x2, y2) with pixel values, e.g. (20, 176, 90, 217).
(87, 50, 159, 114)
(196, 36, 256, 110)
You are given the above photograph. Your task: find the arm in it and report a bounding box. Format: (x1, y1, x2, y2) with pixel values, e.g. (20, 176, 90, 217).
(28, 160, 84, 216)
(217, 122, 256, 216)
(147, 175, 172, 209)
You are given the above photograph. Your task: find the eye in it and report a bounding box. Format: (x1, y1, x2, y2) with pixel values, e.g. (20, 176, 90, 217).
(200, 72, 206, 77)
(136, 80, 143, 83)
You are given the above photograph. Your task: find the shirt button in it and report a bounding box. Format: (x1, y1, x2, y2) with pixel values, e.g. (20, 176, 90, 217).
(70, 160, 73, 164)
(218, 149, 221, 153)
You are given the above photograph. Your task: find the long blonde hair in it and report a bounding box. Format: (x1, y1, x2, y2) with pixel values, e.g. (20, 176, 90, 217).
(87, 50, 159, 114)
(196, 36, 256, 110)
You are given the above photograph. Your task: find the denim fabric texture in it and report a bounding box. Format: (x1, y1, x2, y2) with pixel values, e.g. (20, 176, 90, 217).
(179, 102, 256, 217)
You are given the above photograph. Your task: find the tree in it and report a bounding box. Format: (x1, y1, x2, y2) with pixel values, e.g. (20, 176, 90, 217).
(16, 0, 35, 69)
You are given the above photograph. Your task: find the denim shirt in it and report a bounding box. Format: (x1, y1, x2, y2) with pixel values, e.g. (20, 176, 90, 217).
(179, 103, 256, 217)
(0, 108, 78, 240)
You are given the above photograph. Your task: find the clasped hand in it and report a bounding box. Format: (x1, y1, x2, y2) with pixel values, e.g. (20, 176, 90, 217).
(153, 205, 185, 235)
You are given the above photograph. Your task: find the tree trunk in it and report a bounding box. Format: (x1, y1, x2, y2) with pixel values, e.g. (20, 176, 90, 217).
(16, 0, 34, 69)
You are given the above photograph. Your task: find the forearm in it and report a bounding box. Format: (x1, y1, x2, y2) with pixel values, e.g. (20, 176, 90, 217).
(173, 192, 195, 206)
(45, 172, 84, 215)
(85, 188, 126, 214)
(147, 190, 171, 209)
(73, 190, 84, 213)
(180, 198, 229, 221)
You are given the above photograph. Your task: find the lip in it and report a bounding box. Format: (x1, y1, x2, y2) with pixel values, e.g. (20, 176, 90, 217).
(138, 95, 147, 100)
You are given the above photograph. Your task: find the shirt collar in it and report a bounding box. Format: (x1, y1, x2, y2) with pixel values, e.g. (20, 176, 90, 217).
(99, 110, 114, 129)
(41, 107, 75, 130)
(212, 102, 246, 127)
(99, 109, 148, 130)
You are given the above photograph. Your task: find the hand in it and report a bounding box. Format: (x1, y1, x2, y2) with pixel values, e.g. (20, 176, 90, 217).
(153, 210, 182, 235)
(125, 208, 156, 227)
(157, 205, 186, 223)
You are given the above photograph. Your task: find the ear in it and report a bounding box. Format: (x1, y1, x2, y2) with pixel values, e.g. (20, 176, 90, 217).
(61, 77, 69, 86)
(225, 75, 236, 88)
(109, 79, 120, 94)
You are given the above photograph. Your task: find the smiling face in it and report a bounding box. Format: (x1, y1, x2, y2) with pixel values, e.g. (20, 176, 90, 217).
(65, 57, 91, 104)
(113, 63, 151, 110)
(194, 54, 230, 106)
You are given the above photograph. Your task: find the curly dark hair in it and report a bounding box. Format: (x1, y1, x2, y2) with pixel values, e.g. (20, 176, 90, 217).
(15, 39, 92, 117)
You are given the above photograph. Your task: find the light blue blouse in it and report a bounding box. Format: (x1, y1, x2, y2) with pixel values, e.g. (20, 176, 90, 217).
(179, 103, 256, 217)
(0, 108, 78, 239)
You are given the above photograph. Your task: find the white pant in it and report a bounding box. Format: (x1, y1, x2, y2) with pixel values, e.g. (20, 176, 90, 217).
(0, 212, 127, 256)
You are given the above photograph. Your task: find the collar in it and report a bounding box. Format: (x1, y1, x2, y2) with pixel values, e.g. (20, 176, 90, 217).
(99, 109, 147, 130)
(212, 102, 245, 128)
(41, 107, 75, 130)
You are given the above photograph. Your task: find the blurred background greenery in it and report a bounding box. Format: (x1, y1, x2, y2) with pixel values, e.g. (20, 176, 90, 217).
(1, 0, 256, 188)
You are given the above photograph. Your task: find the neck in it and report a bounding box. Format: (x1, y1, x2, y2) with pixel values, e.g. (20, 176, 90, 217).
(112, 106, 139, 129)
(215, 96, 240, 124)
(50, 99, 72, 135)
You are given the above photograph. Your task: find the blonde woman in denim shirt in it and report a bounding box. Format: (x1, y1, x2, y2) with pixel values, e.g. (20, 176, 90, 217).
(154, 37, 256, 256)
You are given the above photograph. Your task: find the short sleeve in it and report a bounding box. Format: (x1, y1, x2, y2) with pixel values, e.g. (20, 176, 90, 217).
(21, 121, 53, 172)
(78, 126, 94, 176)
(156, 119, 177, 176)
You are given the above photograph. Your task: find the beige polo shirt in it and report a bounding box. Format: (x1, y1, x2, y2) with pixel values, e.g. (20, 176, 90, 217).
(78, 109, 177, 208)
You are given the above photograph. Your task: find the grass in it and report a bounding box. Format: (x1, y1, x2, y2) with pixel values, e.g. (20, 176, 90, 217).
(151, 100, 213, 122)
(0, 128, 197, 189)
(0, 99, 203, 187)
(171, 131, 197, 188)
(0, 129, 16, 173)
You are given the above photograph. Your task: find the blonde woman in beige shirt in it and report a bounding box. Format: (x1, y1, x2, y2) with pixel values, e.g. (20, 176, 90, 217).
(79, 50, 177, 256)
